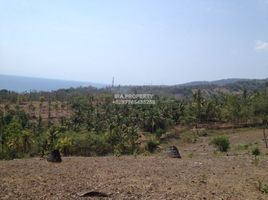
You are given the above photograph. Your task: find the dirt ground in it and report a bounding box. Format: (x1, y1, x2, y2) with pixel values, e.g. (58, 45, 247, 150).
(1, 128, 268, 200)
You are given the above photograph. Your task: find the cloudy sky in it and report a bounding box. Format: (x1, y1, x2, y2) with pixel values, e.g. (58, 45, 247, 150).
(0, 0, 268, 85)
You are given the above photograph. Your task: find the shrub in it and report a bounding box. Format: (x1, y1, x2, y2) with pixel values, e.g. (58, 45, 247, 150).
(155, 128, 165, 138)
(211, 136, 230, 152)
(146, 139, 159, 153)
(56, 136, 74, 156)
(263, 185, 268, 194)
(252, 146, 261, 157)
(257, 178, 268, 194)
(251, 146, 261, 166)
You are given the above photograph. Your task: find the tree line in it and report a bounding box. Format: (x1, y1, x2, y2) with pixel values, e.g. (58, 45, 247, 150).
(0, 86, 268, 159)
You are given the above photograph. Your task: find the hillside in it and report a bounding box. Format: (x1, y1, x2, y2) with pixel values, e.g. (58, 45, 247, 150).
(178, 78, 249, 87)
(0, 74, 267, 97)
(1, 77, 267, 102)
(110, 78, 268, 98)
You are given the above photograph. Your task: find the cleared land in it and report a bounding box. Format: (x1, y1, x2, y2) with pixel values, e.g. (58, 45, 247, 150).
(1, 128, 268, 200)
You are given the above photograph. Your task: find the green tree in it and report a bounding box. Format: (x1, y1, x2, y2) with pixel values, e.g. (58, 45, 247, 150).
(56, 136, 73, 156)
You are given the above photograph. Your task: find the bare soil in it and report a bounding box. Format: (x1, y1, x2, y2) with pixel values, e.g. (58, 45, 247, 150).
(1, 128, 268, 200)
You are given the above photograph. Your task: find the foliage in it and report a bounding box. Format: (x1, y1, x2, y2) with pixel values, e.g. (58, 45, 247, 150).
(211, 136, 230, 152)
(263, 185, 268, 194)
(0, 82, 268, 159)
(56, 136, 73, 156)
(234, 143, 252, 151)
(252, 146, 261, 157)
(146, 139, 159, 153)
(257, 177, 268, 194)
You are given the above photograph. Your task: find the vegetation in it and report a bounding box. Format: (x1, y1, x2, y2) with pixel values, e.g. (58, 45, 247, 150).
(257, 177, 268, 194)
(211, 136, 230, 152)
(146, 139, 159, 153)
(263, 185, 268, 194)
(0, 81, 268, 159)
(252, 146, 261, 157)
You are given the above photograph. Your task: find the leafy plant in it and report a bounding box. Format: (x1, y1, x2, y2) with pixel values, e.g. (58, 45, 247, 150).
(211, 136, 230, 152)
(146, 139, 159, 153)
(256, 177, 268, 194)
(263, 185, 268, 194)
(252, 146, 261, 157)
(56, 136, 74, 156)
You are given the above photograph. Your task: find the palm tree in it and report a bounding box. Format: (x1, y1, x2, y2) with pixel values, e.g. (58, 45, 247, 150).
(20, 130, 33, 154)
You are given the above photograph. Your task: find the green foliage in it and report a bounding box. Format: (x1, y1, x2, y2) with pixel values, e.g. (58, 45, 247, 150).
(263, 185, 268, 194)
(87, 132, 111, 156)
(1, 84, 268, 159)
(56, 136, 73, 156)
(146, 139, 159, 153)
(257, 178, 268, 194)
(211, 136, 230, 152)
(234, 142, 252, 151)
(252, 146, 261, 157)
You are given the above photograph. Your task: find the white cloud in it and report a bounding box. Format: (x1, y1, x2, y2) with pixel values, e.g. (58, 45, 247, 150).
(255, 40, 268, 51)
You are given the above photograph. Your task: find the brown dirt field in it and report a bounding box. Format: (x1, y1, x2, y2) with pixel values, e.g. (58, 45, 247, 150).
(0, 101, 71, 123)
(1, 129, 268, 200)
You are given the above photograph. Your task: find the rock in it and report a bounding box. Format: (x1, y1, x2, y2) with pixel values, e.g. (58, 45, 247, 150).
(77, 191, 109, 197)
(166, 146, 181, 158)
(47, 150, 62, 163)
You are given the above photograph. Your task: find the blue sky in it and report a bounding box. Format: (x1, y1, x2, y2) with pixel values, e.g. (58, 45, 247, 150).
(0, 0, 268, 85)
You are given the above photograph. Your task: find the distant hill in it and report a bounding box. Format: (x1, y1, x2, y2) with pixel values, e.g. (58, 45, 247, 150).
(110, 78, 268, 98)
(0, 74, 267, 98)
(0, 74, 105, 92)
(179, 78, 249, 87)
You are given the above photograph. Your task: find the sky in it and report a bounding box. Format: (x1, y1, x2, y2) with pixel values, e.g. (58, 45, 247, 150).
(0, 0, 268, 85)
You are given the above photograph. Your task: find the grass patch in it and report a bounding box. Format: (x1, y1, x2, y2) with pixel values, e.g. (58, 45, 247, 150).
(234, 142, 253, 151)
(210, 136, 230, 152)
(180, 130, 199, 143)
(145, 139, 160, 153)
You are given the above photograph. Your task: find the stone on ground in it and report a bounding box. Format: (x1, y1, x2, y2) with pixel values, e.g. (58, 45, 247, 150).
(166, 146, 181, 158)
(47, 150, 62, 163)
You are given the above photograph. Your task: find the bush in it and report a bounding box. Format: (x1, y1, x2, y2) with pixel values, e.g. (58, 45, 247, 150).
(252, 146, 261, 157)
(56, 136, 74, 156)
(263, 185, 268, 194)
(211, 136, 230, 152)
(146, 139, 159, 153)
